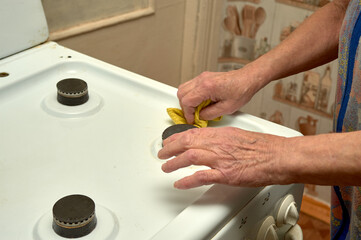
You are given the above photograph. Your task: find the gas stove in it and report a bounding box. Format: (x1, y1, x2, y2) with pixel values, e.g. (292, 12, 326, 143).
(0, 1, 304, 239)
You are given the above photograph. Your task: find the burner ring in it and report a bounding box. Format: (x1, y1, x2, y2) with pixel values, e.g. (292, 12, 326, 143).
(57, 78, 89, 106)
(53, 213, 95, 228)
(41, 90, 103, 118)
(34, 204, 119, 240)
(52, 194, 97, 238)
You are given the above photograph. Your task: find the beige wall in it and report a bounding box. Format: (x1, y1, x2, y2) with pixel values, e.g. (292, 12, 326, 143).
(42, 0, 149, 32)
(57, 0, 185, 88)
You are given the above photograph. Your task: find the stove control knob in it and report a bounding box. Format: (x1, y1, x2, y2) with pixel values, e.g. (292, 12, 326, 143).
(256, 216, 279, 240)
(285, 224, 303, 240)
(276, 194, 299, 227)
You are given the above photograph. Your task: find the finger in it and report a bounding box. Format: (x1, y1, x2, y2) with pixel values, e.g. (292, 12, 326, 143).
(181, 94, 210, 124)
(177, 86, 196, 124)
(161, 127, 222, 151)
(161, 127, 187, 146)
(182, 106, 196, 124)
(161, 149, 215, 173)
(161, 133, 177, 147)
(199, 101, 235, 120)
(158, 127, 205, 159)
(158, 139, 188, 160)
(177, 80, 194, 100)
(178, 79, 215, 124)
(158, 142, 186, 160)
(174, 169, 224, 189)
(158, 131, 193, 159)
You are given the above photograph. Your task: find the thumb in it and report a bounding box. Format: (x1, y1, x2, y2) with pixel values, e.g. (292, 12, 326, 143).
(199, 102, 230, 120)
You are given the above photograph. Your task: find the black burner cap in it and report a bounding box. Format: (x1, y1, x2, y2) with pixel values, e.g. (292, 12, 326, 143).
(162, 124, 197, 142)
(52, 194, 97, 238)
(57, 78, 89, 106)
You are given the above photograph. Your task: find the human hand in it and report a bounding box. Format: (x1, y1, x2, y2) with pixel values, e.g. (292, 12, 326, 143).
(158, 127, 289, 189)
(177, 68, 266, 124)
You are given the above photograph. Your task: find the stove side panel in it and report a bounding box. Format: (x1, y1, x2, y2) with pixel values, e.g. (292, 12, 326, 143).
(0, 0, 49, 59)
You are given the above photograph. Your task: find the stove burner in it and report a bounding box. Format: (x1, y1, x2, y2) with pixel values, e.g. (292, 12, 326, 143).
(162, 124, 197, 143)
(57, 78, 89, 106)
(52, 194, 97, 238)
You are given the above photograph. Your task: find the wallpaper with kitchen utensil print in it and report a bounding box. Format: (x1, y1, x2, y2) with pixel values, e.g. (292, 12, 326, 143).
(218, 0, 336, 205)
(220, 1, 275, 61)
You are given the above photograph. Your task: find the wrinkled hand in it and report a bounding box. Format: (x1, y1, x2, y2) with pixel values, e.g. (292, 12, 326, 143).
(177, 69, 264, 124)
(158, 127, 288, 189)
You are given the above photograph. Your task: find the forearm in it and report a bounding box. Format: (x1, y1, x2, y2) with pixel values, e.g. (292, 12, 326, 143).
(243, 0, 349, 89)
(279, 131, 361, 186)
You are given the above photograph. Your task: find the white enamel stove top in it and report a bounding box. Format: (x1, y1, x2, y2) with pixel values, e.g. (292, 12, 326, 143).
(0, 42, 304, 240)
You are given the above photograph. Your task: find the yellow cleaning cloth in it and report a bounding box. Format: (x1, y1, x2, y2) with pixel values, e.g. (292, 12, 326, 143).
(167, 100, 222, 128)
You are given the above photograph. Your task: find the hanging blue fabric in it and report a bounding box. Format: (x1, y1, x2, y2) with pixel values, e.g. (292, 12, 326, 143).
(332, 186, 350, 240)
(333, 8, 361, 240)
(336, 11, 361, 132)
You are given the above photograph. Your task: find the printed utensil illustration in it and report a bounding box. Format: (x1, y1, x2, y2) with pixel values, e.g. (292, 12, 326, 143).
(229, 6, 242, 35)
(223, 17, 235, 34)
(297, 115, 318, 136)
(224, 17, 240, 35)
(241, 5, 256, 38)
(251, 7, 266, 38)
(269, 110, 284, 125)
(224, 5, 241, 35)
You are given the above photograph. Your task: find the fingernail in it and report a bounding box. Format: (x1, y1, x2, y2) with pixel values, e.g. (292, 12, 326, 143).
(157, 150, 165, 159)
(174, 181, 184, 189)
(161, 163, 167, 172)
